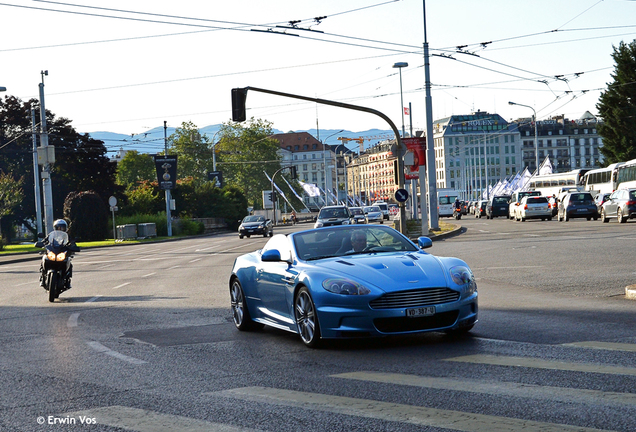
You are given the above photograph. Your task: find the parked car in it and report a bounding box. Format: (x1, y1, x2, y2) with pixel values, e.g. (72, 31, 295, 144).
(475, 200, 488, 218)
(486, 195, 511, 219)
(600, 188, 636, 223)
(375, 201, 390, 220)
(314, 205, 353, 228)
(349, 206, 368, 224)
(229, 225, 478, 347)
(363, 205, 384, 224)
(515, 196, 552, 221)
(557, 192, 599, 221)
(238, 215, 273, 239)
(594, 192, 612, 214)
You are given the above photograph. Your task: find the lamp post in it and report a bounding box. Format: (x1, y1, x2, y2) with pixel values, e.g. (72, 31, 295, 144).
(509, 101, 538, 174)
(323, 130, 343, 205)
(392, 62, 408, 138)
(211, 129, 222, 171)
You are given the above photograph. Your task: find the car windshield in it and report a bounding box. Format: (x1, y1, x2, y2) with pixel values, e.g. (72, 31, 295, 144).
(493, 197, 509, 204)
(365, 206, 381, 212)
(569, 193, 594, 204)
(243, 216, 265, 223)
(319, 208, 348, 219)
(630, 191, 636, 200)
(527, 197, 548, 204)
(292, 226, 417, 261)
(350, 208, 364, 215)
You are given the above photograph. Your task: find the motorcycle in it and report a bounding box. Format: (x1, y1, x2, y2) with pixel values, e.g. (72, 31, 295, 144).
(453, 206, 462, 220)
(36, 231, 80, 302)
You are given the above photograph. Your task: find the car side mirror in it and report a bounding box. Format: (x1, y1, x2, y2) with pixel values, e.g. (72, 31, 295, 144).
(417, 237, 432, 249)
(261, 249, 282, 262)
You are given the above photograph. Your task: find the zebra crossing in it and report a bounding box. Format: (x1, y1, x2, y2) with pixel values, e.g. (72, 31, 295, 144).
(64, 340, 636, 432)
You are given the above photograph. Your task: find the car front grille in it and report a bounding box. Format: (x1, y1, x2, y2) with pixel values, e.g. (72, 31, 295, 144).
(369, 288, 460, 309)
(374, 311, 459, 333)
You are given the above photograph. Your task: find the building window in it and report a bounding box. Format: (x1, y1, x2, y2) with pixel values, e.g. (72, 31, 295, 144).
(303, 164, 308, 171)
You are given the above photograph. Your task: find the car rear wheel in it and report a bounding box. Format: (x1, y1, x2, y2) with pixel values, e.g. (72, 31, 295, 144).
(601, 209, 609, 223)
(230, 279, 263, 331)
(618, 208, 627, 223)
(294, 287, 321, 348)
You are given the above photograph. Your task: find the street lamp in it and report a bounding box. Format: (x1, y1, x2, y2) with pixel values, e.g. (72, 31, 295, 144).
(509, 101, 538, 174)
(392, 62, 408, 138)
(323, 130, 343, 205)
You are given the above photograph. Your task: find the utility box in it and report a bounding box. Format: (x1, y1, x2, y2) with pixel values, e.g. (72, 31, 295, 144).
(137, 223, 157, 238)
(116, 224, 137, 240)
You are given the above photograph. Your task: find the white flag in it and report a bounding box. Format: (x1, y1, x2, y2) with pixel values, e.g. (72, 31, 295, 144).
(299, 180, 321, 197)
(539, 156, 553, 175)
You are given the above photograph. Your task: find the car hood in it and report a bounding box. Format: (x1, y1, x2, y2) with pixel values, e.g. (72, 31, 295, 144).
(242, 221, 265, 227)
(310, 252, 449, 291)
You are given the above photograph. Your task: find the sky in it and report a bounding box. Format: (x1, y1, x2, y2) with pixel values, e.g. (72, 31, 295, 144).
(1, 0, 635, 144)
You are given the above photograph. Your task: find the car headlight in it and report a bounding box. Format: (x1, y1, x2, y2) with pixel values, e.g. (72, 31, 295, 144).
(258, 224, 264, 229)
(342, 220, 350, 225)
(449, 265, 477, 296)
(322, 278, 371, 295)
(238, 225, 244, 230)
(315, 222, 324, 228)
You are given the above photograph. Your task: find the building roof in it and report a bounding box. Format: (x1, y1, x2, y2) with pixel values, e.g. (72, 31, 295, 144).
(271, 132, 328, 152)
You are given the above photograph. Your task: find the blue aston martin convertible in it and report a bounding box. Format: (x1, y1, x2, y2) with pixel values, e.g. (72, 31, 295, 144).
(229, 225, 477, 348)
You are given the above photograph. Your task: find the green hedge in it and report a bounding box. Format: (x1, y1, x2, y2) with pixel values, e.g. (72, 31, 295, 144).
(109, 213, 204, 237)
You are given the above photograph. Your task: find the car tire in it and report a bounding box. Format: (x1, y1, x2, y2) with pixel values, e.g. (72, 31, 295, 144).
(586, 217, 591, 221)
(521, 217, 526, 222)
(239, 235, 243, 239)
(618, 208, 627, 223)
(263, 232, 267, 237)
(230, 278, 264, 331)
(564, 214, 569, 222)
(294, 287, 321, 348)
(269, 230, 274, 237)
(547, 217, 552, 221)
(601, 209, 609, 223)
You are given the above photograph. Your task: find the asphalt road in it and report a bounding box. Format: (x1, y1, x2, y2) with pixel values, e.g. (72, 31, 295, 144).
(0, 218, 635, 432)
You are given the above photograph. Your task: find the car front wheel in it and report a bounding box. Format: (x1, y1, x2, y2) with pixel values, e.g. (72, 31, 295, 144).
(294, 287, 321, 348)
(230, 279, 263, 331)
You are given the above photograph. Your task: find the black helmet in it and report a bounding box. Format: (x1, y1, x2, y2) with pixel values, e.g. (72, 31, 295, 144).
(53, 219, 68, 232)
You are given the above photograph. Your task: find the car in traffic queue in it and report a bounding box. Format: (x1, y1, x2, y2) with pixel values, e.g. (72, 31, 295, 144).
(314, 205, 354, 228)
(375, 201, 390, 220)
(514, 196, 552, 221)
(600, 188, 636, 223)
(238, 215, 273, 239)
(486, 195, 511, 219)
(508, 190, 542, 219)
(475, 200, 488, 218)
(547, 196, 558, 217)
(594, 192, 612, 214)
(363, 205, 384, 224)
(228, 225, 478, 348)
(349, 206, 368, 224)
(557, 192, 598, 222)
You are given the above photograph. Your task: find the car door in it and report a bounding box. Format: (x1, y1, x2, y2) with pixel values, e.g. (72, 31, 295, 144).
(255, 235, 296, 330)
(604, 191, 620, 216)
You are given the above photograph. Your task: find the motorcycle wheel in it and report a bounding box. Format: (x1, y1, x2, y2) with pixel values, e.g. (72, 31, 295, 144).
(48, 272, 58, 303)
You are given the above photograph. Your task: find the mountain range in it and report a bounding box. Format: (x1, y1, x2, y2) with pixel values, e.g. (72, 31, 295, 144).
(86, 125, 396, 156)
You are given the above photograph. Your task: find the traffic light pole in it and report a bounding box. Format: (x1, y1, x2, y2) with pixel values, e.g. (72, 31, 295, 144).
(233, 87, 407, 235)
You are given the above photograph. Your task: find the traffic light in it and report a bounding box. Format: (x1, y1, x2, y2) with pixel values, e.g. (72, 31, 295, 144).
(290, 165, 297, 179)
(231, 88, 248, 122)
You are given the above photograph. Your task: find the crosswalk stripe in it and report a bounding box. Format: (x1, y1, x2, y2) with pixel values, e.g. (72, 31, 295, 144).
(64, 406, 260, 432)
(213, 386, 613, 432)
(332, 371, 636, 407)
(445, 354, 636, 376)
(562, 341, 636, 352)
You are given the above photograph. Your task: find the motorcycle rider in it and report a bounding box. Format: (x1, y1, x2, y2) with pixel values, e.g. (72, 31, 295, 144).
(39, 219, 73, 290)
(454, 198, 462, 213)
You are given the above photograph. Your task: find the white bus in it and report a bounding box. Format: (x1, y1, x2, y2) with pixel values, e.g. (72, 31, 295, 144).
(526, 169, 588, 197)
(616, 158, 636, 190)
(582, 162, 623, 196)
(437, 189, 459, 217)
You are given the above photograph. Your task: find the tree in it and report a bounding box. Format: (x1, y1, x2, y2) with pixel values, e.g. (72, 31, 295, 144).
(596, 40, 636, 164)
(0, 95, 121, 237)
(216, 118, 282, 209)
(168, 121, 215, 182)
(63, 191, 109, 241)
(0, 172, 24, 246)
(115, 150, 156, 190)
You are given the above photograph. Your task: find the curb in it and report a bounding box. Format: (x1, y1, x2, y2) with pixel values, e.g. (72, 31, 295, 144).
(626, 285, 636, 300)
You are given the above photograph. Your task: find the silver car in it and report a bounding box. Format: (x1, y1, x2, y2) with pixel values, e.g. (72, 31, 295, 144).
(363, 205, 384, 224)
(348, 206, 368, 224)
(515, 196, 552, 221)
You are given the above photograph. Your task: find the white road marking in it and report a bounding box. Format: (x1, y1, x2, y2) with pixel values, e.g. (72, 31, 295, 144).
(189, 258, 202, 263)
(98, 264, 116, 269)
(86, 341, 146, 365)
(112, 282, 131, 290)
(67, 295, 102, 328)
(141, 273, 156, 278)
(212, 386, 609, 432)
(333, 371, 636, 407)
(64, 405, 260, 431)
(445, 354, 636, 376)
(562, 341, 636, 352)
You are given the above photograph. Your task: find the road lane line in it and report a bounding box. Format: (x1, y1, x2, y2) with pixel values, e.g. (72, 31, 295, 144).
(333, 371, 636, 407)
(67, 296, 102, 327)
(112, 282, 131, 290)
(63, 405, 260, 431)
(562, 341, 636, 352)
(445, 354, 636, 376)
(141, 272, 156, 278)
(86, 341, 146, 365)
(212, 386, 610, 432)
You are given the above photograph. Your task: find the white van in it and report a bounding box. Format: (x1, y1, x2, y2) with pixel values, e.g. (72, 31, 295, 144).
(437, 190, 459, 217)
(374, 201, 390, 220)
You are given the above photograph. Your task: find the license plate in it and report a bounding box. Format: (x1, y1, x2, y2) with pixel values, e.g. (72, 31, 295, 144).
(577, 208, 587, 212)
(406, 306, 436, 317)
(500, 207, 506, 210)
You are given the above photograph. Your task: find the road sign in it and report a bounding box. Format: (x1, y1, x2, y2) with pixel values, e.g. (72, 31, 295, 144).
(395, 188, 409, 202)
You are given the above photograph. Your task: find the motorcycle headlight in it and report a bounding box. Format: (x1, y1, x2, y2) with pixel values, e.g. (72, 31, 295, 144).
(322, 278, 370, 295)
(47, 251, 57, 261)
(56, 252, 67, 261)
(449, 265, 476, 296)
